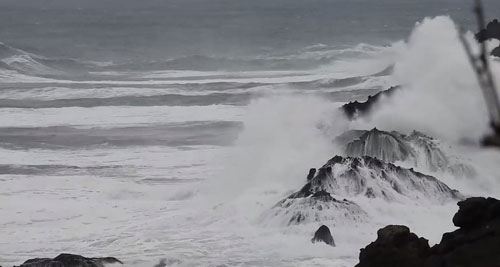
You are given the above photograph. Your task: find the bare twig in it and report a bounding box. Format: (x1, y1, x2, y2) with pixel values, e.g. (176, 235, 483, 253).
(459, 0, 500, 133)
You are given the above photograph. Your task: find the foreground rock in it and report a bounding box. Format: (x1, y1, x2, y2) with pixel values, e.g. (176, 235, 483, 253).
(335, 128, 476, 177)
(357, 225, 430, 267)
(16, 254, 122, 267)
(341, 86, 399, 119)
(356, 197, 500, 267)
(311, 225, 335, 246)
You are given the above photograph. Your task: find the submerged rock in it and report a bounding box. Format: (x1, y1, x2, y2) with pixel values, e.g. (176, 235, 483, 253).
(341, 86, 399, 119)
(356, 197, 500, 267)
(17, 254, 122, 267)
(311, 225, 335, 246)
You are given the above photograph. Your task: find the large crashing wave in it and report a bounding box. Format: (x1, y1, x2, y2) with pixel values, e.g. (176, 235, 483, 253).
(259, 16, 489, 226)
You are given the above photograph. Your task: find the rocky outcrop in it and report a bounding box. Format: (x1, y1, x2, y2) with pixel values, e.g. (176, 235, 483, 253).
(476, 19, 500, 57)
(311, 225, 335, 246)
(16, 254, 122, 267)
(335, 128, 476, 177)
(341, 86, 399, 119)
(356, 197, 500, 267)
(308, 155, 463, 203)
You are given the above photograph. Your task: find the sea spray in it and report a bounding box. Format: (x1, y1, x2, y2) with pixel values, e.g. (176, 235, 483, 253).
(352, 16, 491, 143)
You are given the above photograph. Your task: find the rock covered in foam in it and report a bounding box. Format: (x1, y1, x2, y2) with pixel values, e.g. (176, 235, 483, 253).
(311, 225, 336, 246)
(16, 254, 122, 267)
(336, 128, 476, 177)
(310, 155, 463, 203)
(343, 128, 414, 163)
(266, 189, 367, 226)
(264, 154, 461, 226)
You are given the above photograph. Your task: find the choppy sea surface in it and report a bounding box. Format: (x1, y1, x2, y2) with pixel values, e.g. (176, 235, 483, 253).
(1, 1, 500, 266)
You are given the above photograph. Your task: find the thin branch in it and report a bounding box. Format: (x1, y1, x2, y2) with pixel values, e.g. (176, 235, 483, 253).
(459, 0, 500, 131)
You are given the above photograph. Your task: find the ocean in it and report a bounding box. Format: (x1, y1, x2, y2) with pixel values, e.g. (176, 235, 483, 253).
(1, 0, 500, 266)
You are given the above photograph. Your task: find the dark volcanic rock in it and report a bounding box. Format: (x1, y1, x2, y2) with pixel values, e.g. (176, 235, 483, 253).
(17, 254, 122, 267)
(452, 197, 499, 229)
(341, 86, 399, 119)
(311, 225, 335, 246)
(356, 197, 500, 267)
(356, 225, 431, 267)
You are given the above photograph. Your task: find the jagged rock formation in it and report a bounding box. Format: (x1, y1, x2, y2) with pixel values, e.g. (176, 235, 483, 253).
(16, 254, 122, 267)
(335, 128, 476, 177)
(343, 128, 415, 163)
(476, 19, 500, 57)
(309, 155, 463, 203)
(356, 197, 500, 267)
(266, 189, 367, 226)
(341, 86, 399, 119)
(311, 225, 336, 246)
(264, 154, 461, 226)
